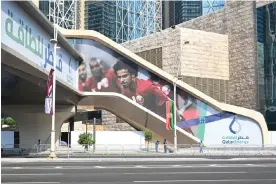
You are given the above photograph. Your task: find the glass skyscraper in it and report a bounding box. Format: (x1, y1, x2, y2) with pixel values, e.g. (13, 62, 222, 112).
(257, 2, 276, 128)
(112, 0, 162, 43)
(163, 0, 202, 28)
(162, 0, 224, 29)
(84, 0, 162, 43)
(85, 1, 116, 40)
(39, 0, 162, 44)
(180, 0, 203, 22)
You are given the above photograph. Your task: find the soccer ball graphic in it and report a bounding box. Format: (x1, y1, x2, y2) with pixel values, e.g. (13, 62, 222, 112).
(136, 95, 144, 104)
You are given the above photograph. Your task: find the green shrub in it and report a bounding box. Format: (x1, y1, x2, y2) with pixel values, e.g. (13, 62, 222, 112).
(78, 133, 95, 151)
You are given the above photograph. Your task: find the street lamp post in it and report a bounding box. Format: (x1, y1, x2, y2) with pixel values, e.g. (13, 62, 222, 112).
(49, 1, 58, 159)
(48, 38, 57, 158)
(173, 80, 177, 151)
(173, 39, 189, 152)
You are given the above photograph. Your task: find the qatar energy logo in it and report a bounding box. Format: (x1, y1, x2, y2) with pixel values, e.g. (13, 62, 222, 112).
(229, 116, 241, 134)
(222, 116, 249, 145)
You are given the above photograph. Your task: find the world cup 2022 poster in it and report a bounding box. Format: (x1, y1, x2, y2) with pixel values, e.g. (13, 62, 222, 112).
(69, 38, 220, 140)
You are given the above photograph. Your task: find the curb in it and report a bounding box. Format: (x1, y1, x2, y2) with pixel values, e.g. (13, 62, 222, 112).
(2, 157, 276, 163)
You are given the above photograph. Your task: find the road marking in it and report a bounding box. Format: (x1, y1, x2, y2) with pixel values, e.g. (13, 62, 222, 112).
(2, 163, 275, 170)
(94, 166, 105, 168)
(125, 171, 247, 175)
(1, 183, 60, 184)
(2, 157, 276, 163)
(133, 179, 276, 183)
(246, 164, 261, 166)
(135, 166, 146, 168)
(2, 173, 63, 176)
(13, 167, 22, 169)
(210, 164, 269, 167)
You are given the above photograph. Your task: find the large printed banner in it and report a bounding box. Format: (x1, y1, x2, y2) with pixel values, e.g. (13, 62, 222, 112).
(1, 1, 79, 88)
(68, 38, 263, 145)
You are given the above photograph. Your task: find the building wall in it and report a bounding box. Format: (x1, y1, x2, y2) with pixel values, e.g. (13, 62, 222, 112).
(2, 105, 75, 148)
(136, 47, 163, 69)
(122, 28, 181, 76)
(100, 111, 136, 131)
(122, 27, 229, 80)
(66, 110, 136, 131)
(61, 121, 135, 132)
(180, 28, 229, 103)
(179, 28, 229, 80)
(226, 1, 258, 110)
(176, 1, 259, 111)
(71, 131, 145, 146)
(121, 28, 230, 103)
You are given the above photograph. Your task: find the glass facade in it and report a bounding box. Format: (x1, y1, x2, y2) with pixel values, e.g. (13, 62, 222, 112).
(85, 0, 161, 43)
(202, 0, 224, 15)
(166, 0, 202, 27)
(39, 0, 49, 18)
(39, 0, 78, 29)
(162, 0, 224, 29)
(180, 1, 203, 22)
(257, 2, 276, 129)
(85, 1, 116, 40)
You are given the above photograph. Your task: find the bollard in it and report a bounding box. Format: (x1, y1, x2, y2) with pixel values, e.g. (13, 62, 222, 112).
(67, 145, 69, 159)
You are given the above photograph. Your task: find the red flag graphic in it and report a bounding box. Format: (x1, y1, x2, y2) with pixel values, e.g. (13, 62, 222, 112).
(45, 69, 54, 115)
(166, 101, 171, 130)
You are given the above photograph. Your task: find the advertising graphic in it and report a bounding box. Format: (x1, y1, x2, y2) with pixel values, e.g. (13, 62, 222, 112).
(45, 69, 54, 115)
(1, 1, 78, 88)
(69, 38, 263, 145)
(166, 100, 174, 130)
(203, 114, 262, 146)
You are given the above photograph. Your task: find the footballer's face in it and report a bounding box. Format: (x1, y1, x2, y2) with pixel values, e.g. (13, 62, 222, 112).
(78, 64, 87, 82)
(89, 60, 104, 78)
(116, 69, 133, 88)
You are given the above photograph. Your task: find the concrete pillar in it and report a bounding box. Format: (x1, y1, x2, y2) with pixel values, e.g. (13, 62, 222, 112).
(79, 0, 85, 30)
(2, 105, 75, 148)
(68, 117, 74, 148)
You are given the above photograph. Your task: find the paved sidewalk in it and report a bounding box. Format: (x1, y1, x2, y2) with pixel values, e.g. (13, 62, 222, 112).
(29, 147, 276, 156)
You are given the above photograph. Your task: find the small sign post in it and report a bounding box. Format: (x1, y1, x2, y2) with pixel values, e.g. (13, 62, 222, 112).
(80, 110, 101, 153)
(93, 118, 96, 153)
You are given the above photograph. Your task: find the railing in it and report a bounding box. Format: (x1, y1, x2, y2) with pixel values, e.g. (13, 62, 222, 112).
(1, 144, 33, 156)
(2, 144, 276, 157)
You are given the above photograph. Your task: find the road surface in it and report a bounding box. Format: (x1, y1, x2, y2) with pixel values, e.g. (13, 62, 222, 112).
(2, 159, 276, 184)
